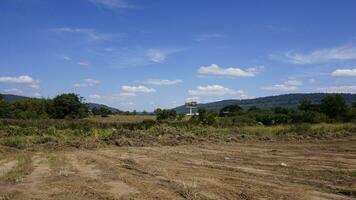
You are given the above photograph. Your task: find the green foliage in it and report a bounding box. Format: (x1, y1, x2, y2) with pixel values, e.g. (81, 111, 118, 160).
(298, 99, 320, 112)
(219, 105, 243, 117)
(0, 97, 11, 118)
(0, 136, 27, 148)
(92, 107, 112, 117)
(51, 93, 89, 119)
(154, 108, 177, 121)
(320, 94, 347, 120)
(191, 108, 217, 125)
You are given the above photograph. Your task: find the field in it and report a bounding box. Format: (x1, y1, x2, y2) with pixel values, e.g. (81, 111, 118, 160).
(1, 138, 356, 200)
(1, 115, 356, 199)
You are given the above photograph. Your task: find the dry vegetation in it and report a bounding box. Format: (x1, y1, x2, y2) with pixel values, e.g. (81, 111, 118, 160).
(85, 115, 156, 124)
(1, 115, 356, 199)
(1, 139, 356, 199)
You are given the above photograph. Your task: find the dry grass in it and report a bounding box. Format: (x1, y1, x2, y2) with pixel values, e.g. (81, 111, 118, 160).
(1, 139, 356, 199)
(85, 115, 155, 124)
(1, 153, 33, 183)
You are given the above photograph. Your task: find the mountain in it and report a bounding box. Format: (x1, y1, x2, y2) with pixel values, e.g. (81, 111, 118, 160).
(173, 93, 356, 113)
(0, 93, 122, 113)
(85, 103, 123, 114)
(0, 94, 31, 102)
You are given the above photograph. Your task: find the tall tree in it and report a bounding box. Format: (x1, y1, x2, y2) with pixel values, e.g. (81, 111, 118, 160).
(51, 93, 88, 119)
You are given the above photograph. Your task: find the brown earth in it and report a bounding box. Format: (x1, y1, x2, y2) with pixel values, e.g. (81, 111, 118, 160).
(0, 138, 356, 200)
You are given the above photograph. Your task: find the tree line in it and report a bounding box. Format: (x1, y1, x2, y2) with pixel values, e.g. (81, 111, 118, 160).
(155, 94, 356, 125)
(0, 93, 90, 119)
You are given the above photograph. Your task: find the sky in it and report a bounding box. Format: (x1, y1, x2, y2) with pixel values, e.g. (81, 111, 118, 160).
(1, 0, 356, 111)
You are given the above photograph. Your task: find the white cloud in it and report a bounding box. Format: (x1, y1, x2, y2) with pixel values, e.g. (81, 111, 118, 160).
(186, 96, 200, 103)
(120, 102, 135, 106)
(270, 44, 356, 64)
(89, 94, 101, 99)
(52, 27, 121, 41)
(146, 48, 180, 63)
(195, 33, 227, 42)
(0, 75, 40, 89)
(121, 85, 156, 94)
(76, 61, 90, 66)
(88, 0, 133, 9)
(263, 79, 302, 92)
(33, 93, 42, 98)
(331, 68, 356, 77)
(318, 85, 356, 93)
(197, 64, 261, 77)
(119, 92, 136, 97)
(143, 79, 183, 85)
(188, 85, 244, 96)
(309, 78, 316, 83)
(73, 79, 100, 87)
(2, 88, 23, 94)
(63, 56, 72, 61)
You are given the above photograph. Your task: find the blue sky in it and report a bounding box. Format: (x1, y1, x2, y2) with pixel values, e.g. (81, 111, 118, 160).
(1, 0, 356, 111)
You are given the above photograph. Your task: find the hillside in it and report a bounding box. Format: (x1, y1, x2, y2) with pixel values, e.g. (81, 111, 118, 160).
(0, 93, 32, 102)
(85, 103, 123, 114)
(0, 93, 122, 113)
(173, 93, 356, 113)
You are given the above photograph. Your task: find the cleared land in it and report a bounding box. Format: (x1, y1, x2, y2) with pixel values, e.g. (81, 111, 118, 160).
(1, 138, 355, 200)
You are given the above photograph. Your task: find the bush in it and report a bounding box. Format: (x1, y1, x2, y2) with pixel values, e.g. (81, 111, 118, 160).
(190, 108, 217, 125)
(52, 93, 89, 119)
(154, 109, 177, 121)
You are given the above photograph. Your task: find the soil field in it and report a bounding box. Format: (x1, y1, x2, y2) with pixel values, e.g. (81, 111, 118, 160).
(1, 138, 356, 200)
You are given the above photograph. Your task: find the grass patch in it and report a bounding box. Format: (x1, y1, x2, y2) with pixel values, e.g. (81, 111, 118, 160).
(47, 154, 70, 176)
(2, 154, 33, 183)
(0, 136, 27, 148)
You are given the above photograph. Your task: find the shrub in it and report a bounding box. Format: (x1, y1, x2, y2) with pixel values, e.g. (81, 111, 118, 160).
(154, 109, 177, 121)
(190, 108, 217, 125)
(52, 93, 88, 119)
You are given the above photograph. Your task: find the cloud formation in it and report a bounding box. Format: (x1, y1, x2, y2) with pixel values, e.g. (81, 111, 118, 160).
(0, 75, 40, 89)
(52, 27, 121, 41)
(89, 94, 101, 99)
(331, 68, 356, 77)
(146, 49, 180, 63)
(2, 88, 23, 94)
(88, 0, 133, 9)
(73, 79, 100, 87)
(143, 79, 182, 86)
(263, 79, 302, 91)
(121, 85, 156, 95)
(318, 85, 356, 93)
(76, 61, 90, 66)
(188, 85, 244, 96)
(197, 64, 261, 77)
(270, 45, 356, 64)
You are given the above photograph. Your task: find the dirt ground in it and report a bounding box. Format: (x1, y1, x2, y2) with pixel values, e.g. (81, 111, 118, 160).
(1, 138, 356, 200)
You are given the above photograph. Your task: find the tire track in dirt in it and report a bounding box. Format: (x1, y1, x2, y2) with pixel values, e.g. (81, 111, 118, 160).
(0, 160, 17, 177)
(66, 152, 139, 199)
(0, 155, 56, 199)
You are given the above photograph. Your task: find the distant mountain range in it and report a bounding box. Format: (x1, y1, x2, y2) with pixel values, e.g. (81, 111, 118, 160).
(173, 93, 356, 113)
(0, 93, 123, 113)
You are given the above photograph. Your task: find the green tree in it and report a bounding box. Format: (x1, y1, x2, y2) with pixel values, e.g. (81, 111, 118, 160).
(0, 95, 11, 118)
(51, 93, 88, 119)
(320, 95, 347, 120)
(298, 99, 320, 112)
(12, 99, 50, 119)
(191, 108, 217, 125)
(154, 108, 177, 121)
(219, 105, 243, 117)
(92, 107, 112, 117)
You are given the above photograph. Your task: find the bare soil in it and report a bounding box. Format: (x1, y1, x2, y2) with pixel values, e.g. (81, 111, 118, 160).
(1, 138, 356, 200)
